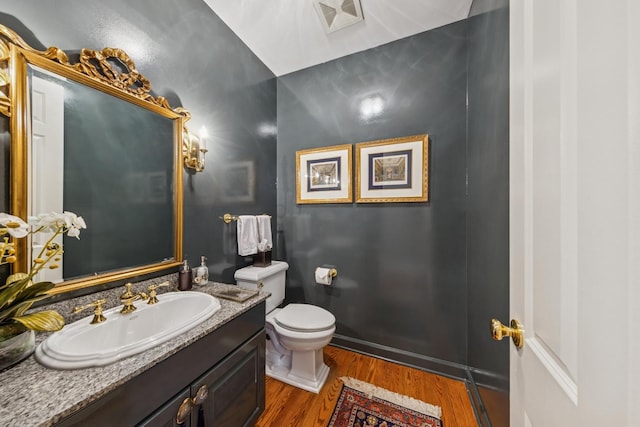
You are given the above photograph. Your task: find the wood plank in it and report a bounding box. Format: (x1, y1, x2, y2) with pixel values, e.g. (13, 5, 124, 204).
(256, 345, 478, 426)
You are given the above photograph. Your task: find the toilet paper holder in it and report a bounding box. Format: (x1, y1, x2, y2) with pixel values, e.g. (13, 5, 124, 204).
(317, 266, 338, 278)
(315, 267, 337, 286)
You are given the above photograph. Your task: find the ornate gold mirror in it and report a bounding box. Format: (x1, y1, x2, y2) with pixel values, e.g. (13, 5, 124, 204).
(0, 25, 187, 294)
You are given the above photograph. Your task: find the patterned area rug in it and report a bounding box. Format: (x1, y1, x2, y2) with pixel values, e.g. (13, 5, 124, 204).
(328, 377, 442, 427)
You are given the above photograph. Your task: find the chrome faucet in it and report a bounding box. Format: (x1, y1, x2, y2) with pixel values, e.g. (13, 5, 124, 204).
(119, 283, 148, 314)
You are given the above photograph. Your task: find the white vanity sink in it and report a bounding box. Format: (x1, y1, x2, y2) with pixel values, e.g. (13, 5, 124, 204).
(35, 291, 221, 369)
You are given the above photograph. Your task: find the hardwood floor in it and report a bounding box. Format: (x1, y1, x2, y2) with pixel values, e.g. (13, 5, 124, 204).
(255, 345, 478, 426)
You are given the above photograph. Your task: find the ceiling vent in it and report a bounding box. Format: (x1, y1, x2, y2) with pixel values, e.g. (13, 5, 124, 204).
(313, 0, 364, 33)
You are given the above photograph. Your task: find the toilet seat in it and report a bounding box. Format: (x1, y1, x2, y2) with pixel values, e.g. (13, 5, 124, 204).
(274, 304, 335, 333)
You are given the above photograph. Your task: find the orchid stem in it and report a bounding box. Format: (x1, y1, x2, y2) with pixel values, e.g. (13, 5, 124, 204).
(29, 227, 64, 279)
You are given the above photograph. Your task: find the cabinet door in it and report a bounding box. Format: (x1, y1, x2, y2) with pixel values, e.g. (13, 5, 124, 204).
(192, 331, 265, 427)
(138, 388, 191, 427)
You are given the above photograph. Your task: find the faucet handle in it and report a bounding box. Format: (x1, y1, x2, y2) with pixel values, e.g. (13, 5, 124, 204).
(147, 281, 171, 305)
(120, 283, 134, 299)
(73, 299, 107, 324)
(148, 281, 171, 292)
(120, 292, 148, 314)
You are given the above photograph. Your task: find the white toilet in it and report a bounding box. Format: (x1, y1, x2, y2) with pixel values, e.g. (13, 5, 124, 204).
(234, 261, 335, 393)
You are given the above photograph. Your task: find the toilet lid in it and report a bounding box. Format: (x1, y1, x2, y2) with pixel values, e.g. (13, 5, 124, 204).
(274, 304, 335, 332)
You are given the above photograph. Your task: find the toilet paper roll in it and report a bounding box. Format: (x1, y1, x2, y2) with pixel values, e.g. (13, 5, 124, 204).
(315, 267, 333, 286)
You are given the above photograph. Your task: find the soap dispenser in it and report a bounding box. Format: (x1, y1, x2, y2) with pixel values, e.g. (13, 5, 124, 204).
(193, 256, 209, 285)
(178, 259, 192, 291)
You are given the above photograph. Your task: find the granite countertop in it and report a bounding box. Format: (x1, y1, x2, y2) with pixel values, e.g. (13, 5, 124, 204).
(0, 280, 268, 427)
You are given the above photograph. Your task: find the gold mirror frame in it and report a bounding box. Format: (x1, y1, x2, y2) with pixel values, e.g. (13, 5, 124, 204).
(0, 25, 186, 294)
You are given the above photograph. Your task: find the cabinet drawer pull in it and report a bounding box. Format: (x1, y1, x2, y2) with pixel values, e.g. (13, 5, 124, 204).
(192, 385, 209, 406)
(176, 397, 193, 425)
(175, 385, 209, 424)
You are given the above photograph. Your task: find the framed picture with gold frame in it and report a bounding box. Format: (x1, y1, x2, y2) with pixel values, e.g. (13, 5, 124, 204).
(356, 134, 429, 203)
(296, 144, 353, 204)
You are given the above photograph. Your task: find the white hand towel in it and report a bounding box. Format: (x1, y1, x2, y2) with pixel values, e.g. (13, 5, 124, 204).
(256, 215, 273, 252)
(237, 215, 258, 256)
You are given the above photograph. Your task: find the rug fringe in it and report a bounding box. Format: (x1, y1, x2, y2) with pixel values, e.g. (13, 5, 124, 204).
(339, 377, 442, 420)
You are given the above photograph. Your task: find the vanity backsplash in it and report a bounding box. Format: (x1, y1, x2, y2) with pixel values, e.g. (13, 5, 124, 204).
(37, 273, 179, 325)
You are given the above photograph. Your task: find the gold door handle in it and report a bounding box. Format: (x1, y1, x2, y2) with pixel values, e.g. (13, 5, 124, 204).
(192, 385, 208, 405)
(176, 397, 193, 425)
(175, 385, 209, 424)
(490, 318, 524, 349)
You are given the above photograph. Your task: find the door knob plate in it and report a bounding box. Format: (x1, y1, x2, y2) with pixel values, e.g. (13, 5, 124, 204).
(491, 318, 524, 349)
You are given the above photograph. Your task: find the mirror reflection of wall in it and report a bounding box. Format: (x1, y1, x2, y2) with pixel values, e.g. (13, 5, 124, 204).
(29, 65, 176, 282)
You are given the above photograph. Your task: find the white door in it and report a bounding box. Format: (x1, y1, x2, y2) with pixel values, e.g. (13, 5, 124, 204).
(508, 0, 640, 426)
(30, 74, 64, 283)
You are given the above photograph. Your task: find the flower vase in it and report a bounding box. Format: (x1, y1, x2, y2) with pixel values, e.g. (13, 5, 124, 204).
(0, 330, 36, 371)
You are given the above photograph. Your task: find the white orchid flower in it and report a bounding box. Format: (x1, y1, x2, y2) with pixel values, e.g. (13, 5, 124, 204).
(29, 212, 63, 231)
(62, 211, 87, 239)
(0, 213, 29, 238)
(28, 211, 87, 239)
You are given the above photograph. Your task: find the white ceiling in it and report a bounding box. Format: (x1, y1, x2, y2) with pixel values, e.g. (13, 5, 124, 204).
(203, 0, 474, 76)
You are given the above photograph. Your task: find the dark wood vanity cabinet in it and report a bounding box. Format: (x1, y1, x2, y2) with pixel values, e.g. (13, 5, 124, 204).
(55, 303, 265, 427)
(140, 332, 264, 427)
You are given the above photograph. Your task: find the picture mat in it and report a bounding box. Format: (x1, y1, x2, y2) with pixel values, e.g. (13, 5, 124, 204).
(359, 139, 425, 200)
(297, 145, 352, 203)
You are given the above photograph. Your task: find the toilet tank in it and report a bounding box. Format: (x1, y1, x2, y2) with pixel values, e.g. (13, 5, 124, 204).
(234, 261, 289, 314)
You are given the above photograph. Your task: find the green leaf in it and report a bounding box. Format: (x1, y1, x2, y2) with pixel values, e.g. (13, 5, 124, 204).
(0, 277, 54, 315)
(0, 272, 29, 291)
(0, 300, 34, 322)
(0, 295, 49, 322)
(0, 277, 33, 311)
(12, 310, 64, 332)
(12, 280, 55, 303)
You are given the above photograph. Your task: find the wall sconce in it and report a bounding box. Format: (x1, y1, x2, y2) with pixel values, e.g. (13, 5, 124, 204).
(183, 126, 208, 172)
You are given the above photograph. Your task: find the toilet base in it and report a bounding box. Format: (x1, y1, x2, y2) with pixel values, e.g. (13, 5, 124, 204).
(266, 361, 330, 394)
(265, 348, 330, 394)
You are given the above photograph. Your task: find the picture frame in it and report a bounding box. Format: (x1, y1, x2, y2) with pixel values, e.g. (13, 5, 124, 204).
(356, 134, 429, 203)
(296, 144, 353, 204)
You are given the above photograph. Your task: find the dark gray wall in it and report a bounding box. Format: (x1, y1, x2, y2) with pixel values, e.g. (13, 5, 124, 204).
(467, 0, 510, 425)
(467, 0, 510, 381)
(276, 5, 510, 408)
(277, 22, 469, 368)
(0, 0, 277, 286)
(2, 3, 510, 421)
